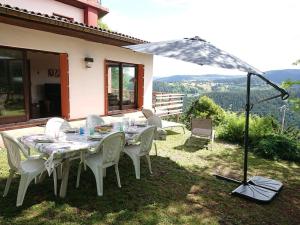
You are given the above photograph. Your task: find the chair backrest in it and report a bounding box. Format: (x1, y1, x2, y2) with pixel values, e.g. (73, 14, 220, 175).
(86, 114, 105, 128)
(96, 131, 125, 166)
(147, 115, 162, 128)
(191, 118, 213, 136)
(142, 108, 155, 119)
(137, 126, 156, 155)
(45, 117, 71, 137)
(1, 133, 26, 171)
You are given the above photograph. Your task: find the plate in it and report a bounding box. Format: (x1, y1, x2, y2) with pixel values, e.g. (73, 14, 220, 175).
(88, 134, 104, 140)
(34, 138, 54, 143)
(63, 128, 78, 133)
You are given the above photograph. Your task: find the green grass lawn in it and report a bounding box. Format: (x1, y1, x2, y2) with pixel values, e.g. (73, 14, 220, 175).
(0, 128, 299, 225)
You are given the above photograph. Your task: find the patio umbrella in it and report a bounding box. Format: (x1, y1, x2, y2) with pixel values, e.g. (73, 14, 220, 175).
(125, 36, 262, 75)
(125, 36, 289, 203)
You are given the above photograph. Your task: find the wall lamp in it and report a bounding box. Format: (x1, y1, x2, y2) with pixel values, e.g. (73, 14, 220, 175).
(84, 57, 94, 68)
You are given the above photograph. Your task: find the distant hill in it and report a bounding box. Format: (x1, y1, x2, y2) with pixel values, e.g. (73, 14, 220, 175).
(154, 69, 300, 84)
(265, 69, 300, 83)
(154, 74, 243, 82)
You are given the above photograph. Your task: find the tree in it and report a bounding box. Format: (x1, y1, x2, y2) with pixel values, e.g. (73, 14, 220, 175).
(98, 21, 110, 30)
(282, 60, 300, 112)
(185, 96, 225, 126)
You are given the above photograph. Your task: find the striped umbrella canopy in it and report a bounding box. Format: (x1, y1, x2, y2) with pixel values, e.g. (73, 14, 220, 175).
(125, 36, 262, 75)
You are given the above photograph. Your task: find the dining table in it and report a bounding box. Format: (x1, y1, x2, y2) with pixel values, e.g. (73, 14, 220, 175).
(19, 124, 148, 198)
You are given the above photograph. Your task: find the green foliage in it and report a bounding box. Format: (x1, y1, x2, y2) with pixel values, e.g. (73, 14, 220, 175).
(254, 134, 300, 162)
(185, 96, 225, 127)
(98, 21, 110, 30)
(217, 112, 245, 143)
(217, 113, 279, 144)
(282, 80, 300, 112)
(216, 111, 300, 162)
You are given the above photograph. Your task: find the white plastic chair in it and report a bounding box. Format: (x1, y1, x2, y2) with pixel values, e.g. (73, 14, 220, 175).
(45, 117, 71, 138)
(76, 131, 125, 196)
(147, 115, 167, 155)
(86, 114, 105, 129)
(1, 133, 46, 207)
(142, 108, 155, 119)
(124, 126, 156, 179)
(190, 118, 215, 150)
(45, 117, 71, 193)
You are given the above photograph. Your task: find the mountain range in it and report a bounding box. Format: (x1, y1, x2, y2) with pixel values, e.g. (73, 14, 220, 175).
(154, 69, 300, 84)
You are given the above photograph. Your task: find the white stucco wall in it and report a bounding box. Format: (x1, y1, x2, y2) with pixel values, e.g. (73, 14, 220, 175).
(0, 23, 153, 119)
(0, 0, 84, 23)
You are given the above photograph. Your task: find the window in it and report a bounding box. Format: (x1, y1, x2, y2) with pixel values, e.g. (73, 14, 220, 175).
(0, 47, 26, 124)
(106, 61, 138, 113)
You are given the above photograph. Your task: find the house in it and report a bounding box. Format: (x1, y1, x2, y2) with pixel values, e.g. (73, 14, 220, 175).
(0, 0, 153, 130)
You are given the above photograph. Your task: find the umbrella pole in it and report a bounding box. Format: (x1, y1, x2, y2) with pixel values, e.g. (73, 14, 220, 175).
(243, 73, 251, 184)
(215, 72, 283, 203)
(214, 73, 251, 184)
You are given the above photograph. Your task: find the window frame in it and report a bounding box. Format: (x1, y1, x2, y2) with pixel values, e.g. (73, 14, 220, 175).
(105, 60, 138, 115)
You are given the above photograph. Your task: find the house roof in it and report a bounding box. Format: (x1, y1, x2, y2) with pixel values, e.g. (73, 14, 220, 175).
(0, 3, 147, 46)
(55, 0, 109, 18)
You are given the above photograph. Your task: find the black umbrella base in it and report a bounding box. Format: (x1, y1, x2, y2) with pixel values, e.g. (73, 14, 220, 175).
(215, 175, 283, 203)
(232, 183, 278, 203)
(248, 176, 283, 192)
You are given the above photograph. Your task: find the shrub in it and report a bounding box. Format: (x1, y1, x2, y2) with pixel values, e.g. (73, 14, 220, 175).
(217, 112, 245, 144)
(254, 134, 300, 162)
(185, 96, 225, 128)
(217, 112, 280, 145)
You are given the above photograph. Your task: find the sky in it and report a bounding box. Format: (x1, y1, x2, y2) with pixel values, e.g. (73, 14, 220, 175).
(102, 0, 300, 77)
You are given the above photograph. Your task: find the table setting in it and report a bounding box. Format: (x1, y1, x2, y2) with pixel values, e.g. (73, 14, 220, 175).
(19, 120, 149, 175)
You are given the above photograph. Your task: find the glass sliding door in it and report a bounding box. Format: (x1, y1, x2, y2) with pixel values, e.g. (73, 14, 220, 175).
(108, 64, 121, 111)
(122, 65, 137, 109)
(106, 61, 137, 113)
(0, 47, 27, 124)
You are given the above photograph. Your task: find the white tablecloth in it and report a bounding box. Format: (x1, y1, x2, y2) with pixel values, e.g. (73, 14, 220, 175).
(19, 126, 146, 175)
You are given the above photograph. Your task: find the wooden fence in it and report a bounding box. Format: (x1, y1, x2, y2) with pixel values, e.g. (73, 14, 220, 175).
(152, 92, 184, 119)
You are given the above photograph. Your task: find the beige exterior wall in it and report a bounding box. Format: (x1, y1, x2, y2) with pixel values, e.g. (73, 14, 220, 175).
(0, 23, 153, 119)
(0, 0, 84, 23)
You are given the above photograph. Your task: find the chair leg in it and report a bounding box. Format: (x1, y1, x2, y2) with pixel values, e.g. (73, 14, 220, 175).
(76, 163, 82, 188)
(36, 171, 47, 184)
(59, 159, 70, 198)
(114, 164, 121, 188)
(132, 156, 141, 179)
(16, 173, 35, 207)
(57, 164, 63, 180)
(103, 168, 106, 178)
(146, 155, 152, 174)
(210, 135, 214, 150)
(3, 169, 14, 197)
(53, 168, 57, 196)
(94, 167, 103, 196)
(154, 142, 158, 156)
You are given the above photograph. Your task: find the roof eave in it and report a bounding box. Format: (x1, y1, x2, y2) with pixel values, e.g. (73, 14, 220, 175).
(0, 4, 147, 47)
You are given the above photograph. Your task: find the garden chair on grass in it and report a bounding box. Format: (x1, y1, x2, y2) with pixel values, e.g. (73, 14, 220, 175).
(142, 108, 185, 134)
(1, 133, 47, 207)
(190, 118, 215, 150)
(76, 132, 125, 196)
(147, 115, 167, 155)
(124, 126, 156, 179)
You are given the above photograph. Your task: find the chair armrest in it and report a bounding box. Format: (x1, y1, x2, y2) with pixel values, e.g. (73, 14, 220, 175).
(27, 153, 47, 160)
